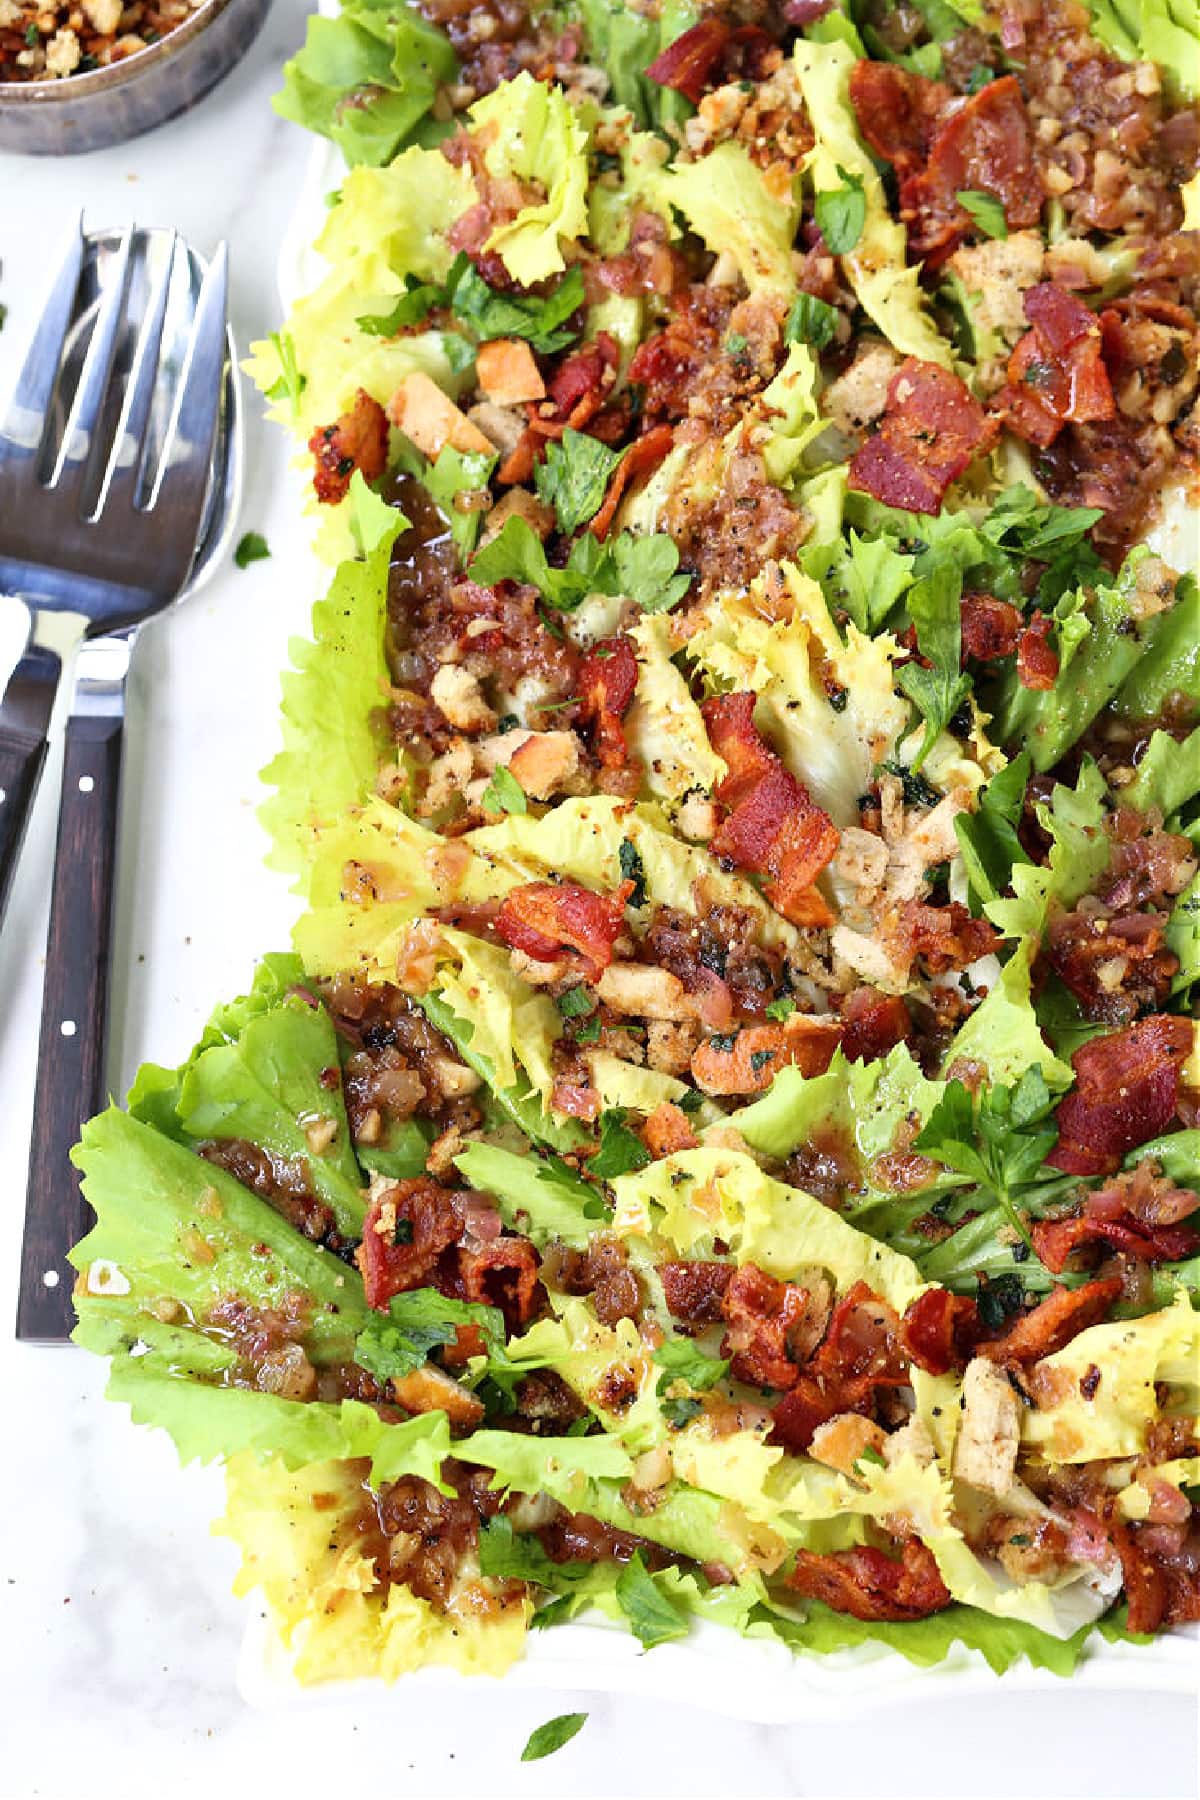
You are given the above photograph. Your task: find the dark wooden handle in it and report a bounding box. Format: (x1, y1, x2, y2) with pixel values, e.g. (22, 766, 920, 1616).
(16, 712, 124, 1342)
(0, 718, 49, 927)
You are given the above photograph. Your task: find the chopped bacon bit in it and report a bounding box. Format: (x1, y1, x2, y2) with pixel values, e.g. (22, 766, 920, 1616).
(887, 899, 999, 975)
(691, 1016, 842, 1096)
(849, 60, 949, 174)
(579, 635, 638, 720)
(788, 1538, 952, 1621)
(1017, 612, 1059, 690)
(639, 1102, 699, 1160)
(499, 335, 621, 485)
(647, 16, 780, 105)
(495, 879, 633, 981)
(1047, 1015, 1194, 1176)
(901, 1286, 983, 1375)
(577, 633, 640, 785)
(547, 333, 620, 419)
(720, 1263, 822, 1389)
(357, 1179, 461, 1312)
(645, 17, 731, 103)
(960, 593, 1022, 664)
(840, 987, 912, 1064)
(590, 424, 676, 541)
(308, 389, 388, 505)
(980, 1277, 1123, 1364)
(849, 359, 1000, 515)
(456, 1237, 542, 1327)
(1111, 1517, 1200, 1634)
(660, 1259, 735, 1329)
(702, 692, 839, 926)
(1046, 910, 1178, 1026)
(849, 68, 1041, 264)
(904, 76, 1043, 263)
(996, 282, 1116, 449)
(769, 1280, 905, 1450)
(1031, 1162, 1200, 1271)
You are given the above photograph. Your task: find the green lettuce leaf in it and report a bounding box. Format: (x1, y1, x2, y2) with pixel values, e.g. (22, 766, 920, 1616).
(1122, 725, 1200, 819)
(661, 142, 799, 298)
(1081, 0, 1199, 95)
(468, 73, 590, 284)
(273, 1, 457, 168)
(991, 552, 1185, 771)
(453, 1141, 605, 1248)
(942, 942, 1073, 1088)
(576, 0, 697, 129)
(70, 1104, 369, 1407)
(985, 759, 1111, 942)
(792, 37, 951, 364)
(1110, 574, 1200, 720)
(260, 535, 398, 884)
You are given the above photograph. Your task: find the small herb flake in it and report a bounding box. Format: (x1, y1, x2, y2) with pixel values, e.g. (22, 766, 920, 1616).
(815, 167, 867, 256)
(234, 532, 270, 570)
(956, 189, 1009, 240)
(618, 837, 647, 907)
(520, 1713, 588, 1763)
(482, 765, 528, 816)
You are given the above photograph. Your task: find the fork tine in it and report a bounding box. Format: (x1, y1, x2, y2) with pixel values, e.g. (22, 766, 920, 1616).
(0, 213, 84, 472)
(48, 224, 133, 502)
(99, 231, 177, 517)
(147, 241, 228, 536)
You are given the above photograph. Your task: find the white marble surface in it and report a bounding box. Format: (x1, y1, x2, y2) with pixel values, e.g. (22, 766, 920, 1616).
(0, 11, 1196, 1794)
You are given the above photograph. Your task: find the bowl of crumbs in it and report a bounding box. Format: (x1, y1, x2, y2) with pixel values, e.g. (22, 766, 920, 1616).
(0, 0, 270, 153)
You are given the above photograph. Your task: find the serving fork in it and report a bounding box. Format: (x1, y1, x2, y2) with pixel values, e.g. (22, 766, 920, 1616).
(1, 219, 233, 1341)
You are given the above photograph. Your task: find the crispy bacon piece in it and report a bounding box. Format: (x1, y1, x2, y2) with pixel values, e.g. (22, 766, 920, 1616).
(702, 693, 839, 927)
(357, 1179, 461, 1312)
(997, 283, 1116, 449)
(769, 1281, 905, 1449)
(645, 16, 731, 102)
(720, 1263, 822, 1389)
(840, 987, 912, 1064)
(640, 1101, 699, 1160)
(888, 899, 999, 975)
(660, 1259, 734, 1329)
(1017, 612, 1059, 690)
(579, 634, 638, 718)
(980, 1278, 1123, 1364)
(590, 424, 676, 541)
(578, 632, 640, 787)
(499, 334, 620, 485)
(495, 879, 632, 981)
(788, 1538, 952, 1620)
(308, 389, 388, 505)
(849, 68, 1041, 264)
(900, 1286, 983, 1375)
(1047, 1015, 1194, 1176)
(691, 1016, 842, 1096)
(904, 76, 1042, 262)
(1111, 1517, 1200, 1634)
(456, 1238, 541, 1326)
(849, 60, 949, 173)
(1031, 1162, 1200, 1271)
(960, 593, 1022, 664)
(849, 359, 1000, 515)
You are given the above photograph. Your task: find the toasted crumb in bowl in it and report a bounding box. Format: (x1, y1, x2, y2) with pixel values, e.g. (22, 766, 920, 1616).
(0, 0, 204, 80)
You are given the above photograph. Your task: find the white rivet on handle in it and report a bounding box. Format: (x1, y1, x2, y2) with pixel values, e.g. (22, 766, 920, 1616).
(78, 776, 94, 794)
(60, 1019, 76, 1037)
(43, 1270, 60, 1288)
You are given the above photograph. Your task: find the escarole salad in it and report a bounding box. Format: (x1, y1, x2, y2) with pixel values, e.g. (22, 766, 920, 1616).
(72, 0, 1200, 1686)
